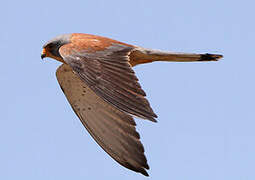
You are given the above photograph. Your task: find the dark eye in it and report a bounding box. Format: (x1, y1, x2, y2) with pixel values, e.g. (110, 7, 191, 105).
(47, 43, 54, 48)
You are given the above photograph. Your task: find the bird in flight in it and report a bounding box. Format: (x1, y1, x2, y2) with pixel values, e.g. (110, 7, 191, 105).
(41, 33, 222, 176)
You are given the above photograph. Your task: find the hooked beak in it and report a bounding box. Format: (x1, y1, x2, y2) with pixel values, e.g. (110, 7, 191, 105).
(41, 53, 46, 59)
(41, 48, 46, 59)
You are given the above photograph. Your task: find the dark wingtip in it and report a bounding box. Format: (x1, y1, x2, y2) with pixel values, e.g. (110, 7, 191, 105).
(124, 161, 150, 177)
(199, 53, 223, 61)
(148, 115, 158, 123)
(140, 169, 149, 177)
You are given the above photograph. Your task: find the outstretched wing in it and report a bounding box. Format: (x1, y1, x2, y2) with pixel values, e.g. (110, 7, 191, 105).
(56, 64, 150, 176)
(59, 43, 157, 122)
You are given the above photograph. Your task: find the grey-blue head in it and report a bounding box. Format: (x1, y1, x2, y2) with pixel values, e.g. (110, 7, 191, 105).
(41, 34, 71, 60)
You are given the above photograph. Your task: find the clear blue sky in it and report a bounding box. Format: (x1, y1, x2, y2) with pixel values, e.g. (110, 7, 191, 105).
(1, 0, 254, 179)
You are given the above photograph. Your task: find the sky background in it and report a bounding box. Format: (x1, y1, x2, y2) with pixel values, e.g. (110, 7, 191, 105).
(1, 0, 254, 179)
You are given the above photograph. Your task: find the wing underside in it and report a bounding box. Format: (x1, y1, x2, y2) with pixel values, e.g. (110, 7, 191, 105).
(56, 64, 150, 176)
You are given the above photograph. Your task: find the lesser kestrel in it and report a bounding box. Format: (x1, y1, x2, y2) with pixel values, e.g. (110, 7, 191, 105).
(41, 33, 222, 176)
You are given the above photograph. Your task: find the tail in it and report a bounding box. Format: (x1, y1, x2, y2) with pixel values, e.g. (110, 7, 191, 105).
(129, 47, 223, 66)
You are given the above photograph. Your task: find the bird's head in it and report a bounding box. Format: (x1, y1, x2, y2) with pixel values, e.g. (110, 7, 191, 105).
(41, 34, 71, 62)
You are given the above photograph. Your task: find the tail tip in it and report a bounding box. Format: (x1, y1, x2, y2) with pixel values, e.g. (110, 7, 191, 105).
(199, 53, 223, 61)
